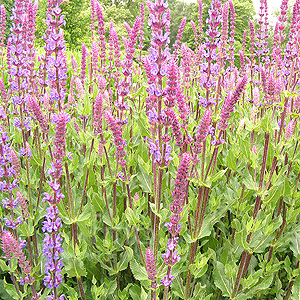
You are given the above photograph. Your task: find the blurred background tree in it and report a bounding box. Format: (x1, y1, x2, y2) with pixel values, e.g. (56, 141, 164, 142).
(1, 0, 258, 53)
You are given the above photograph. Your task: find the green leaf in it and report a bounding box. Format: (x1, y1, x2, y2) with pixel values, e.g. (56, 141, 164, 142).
(243, 169, 257, 191)
(213, 262, 231, 297)
(64, 257, 87, 278)
(118, 246, 133, 272)
(291, 276, 300, 300)
(137, 169, 152, 193)
(136, 117, 150, 137)
(172, 276, 185, 299)
(0, 260, 9, 272)
(130, 259, 148, 281)
(19, 218, 34, 237)
(2, 278, 21, 299)
(291, 232, 300, 259)
(125, 207, 139, 226)
(210, 168, 228, 183)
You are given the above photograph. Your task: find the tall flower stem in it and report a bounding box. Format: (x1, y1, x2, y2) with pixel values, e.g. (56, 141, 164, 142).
(123, 168, 146, 266)
(76, 138, 94, 218)
(232, 133, 270, 297)
(284, 261, 299, 300)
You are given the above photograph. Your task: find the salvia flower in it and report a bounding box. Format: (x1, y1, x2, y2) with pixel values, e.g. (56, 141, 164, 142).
(294, 95, 300, 110)
(146, 247, 157, 284)
(161, 153, 191, 287)
(139, 3, 145, 50)
(218, 75, 248, 130)
(198, 0, 203, 39)
(1, 231, 32, 281)
(181, 44, 192, 88)
(42, 167, 65, 298)
(0, 5, 5, 47)
(228, 0, 236, 66)
(173, 17, 187, 57)
(93, 93, 104, 137)
(27, 96, 49, 134)
(285, 120, 296, 140)
(44, 2, 67, 110)
(53, 111, 69, 171)
(194, 109, 212, 153)
(16, 191, 29, 221)
(145, 137, 161, 164)
(165, 59, 179, 108)
(0, 78, 7, 103)
(105, 111, 126, 167)
(168, 110, 183, 147)
(253, 86, 260, 106)
(81, 43, 88, 84)
(10, 149, 20, 178)
(96, 1, 106, 71)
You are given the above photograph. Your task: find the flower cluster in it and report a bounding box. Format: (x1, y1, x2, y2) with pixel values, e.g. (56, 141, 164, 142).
(173, 17, 186, 57)
(145, 0, 170, 109)
(119, 17, 141, 98)
(27, 96, 49, 134)
(145, 136, 172, 165)
(1, 231, 34, 285)
(146, 247, 157, 284)
(93, 93, 104, 136)
(194, 109, 212, 153)
(42, 167, 65, 299)
(44, 2, 67, 109)
(105, 111, 126, 167)
(96, 1, 106, 72)
(0, 5, 5, 47)
(53, 111, 69, 172)
(218, 75, 248, 130)
(168, 110, 183, 147)
(161, 153, 191, 287)
(9, 0, 30, 106)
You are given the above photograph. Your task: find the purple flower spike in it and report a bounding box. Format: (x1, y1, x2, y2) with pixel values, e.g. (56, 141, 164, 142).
(218, 75, 248, 130)
(53, 111, 69, 172)
(105, 111, 127, 167)
(93, 93, 104, 137)
(194, 109, 212, 154)
(27, 96, 49, 134)
(0, 5, 5, 46)
(285, 120, 296, 140)
(1, 231, 32, 275)
(161, 153, 191, 287)
(146, 247, 157, 283)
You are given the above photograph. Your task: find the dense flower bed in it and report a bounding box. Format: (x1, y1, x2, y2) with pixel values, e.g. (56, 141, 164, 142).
(0, 0, 300, 299)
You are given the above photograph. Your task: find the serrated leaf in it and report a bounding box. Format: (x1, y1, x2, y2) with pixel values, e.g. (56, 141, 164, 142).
(291, 232, 300, 259)
(3, 278, 21, 299)
(118, 246, 133, 272)
(125, 207, 139, 226)
(65, 257, 87, 278)
(213, 262, 231, 297)
(137, 169, 152, 193)
(291, 276, 300, 300)
(130, 259, 148, 281)
(210, 168, 227, 183)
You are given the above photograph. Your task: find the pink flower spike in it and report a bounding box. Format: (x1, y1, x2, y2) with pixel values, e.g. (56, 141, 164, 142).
(16, 191, 29, 220)
(253, 87, 260, 107)
(146, 247, 157, 281)
(10, 149, 21, 178)
(53, 111, 69, 170)
(93, 93, 104, 136)
(194, 109, 212, 153)
(0, 5, 5, 45)
(1, 231, 32, 275)
(27, 96, 49, 134)
(285, 120, 296, 140)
